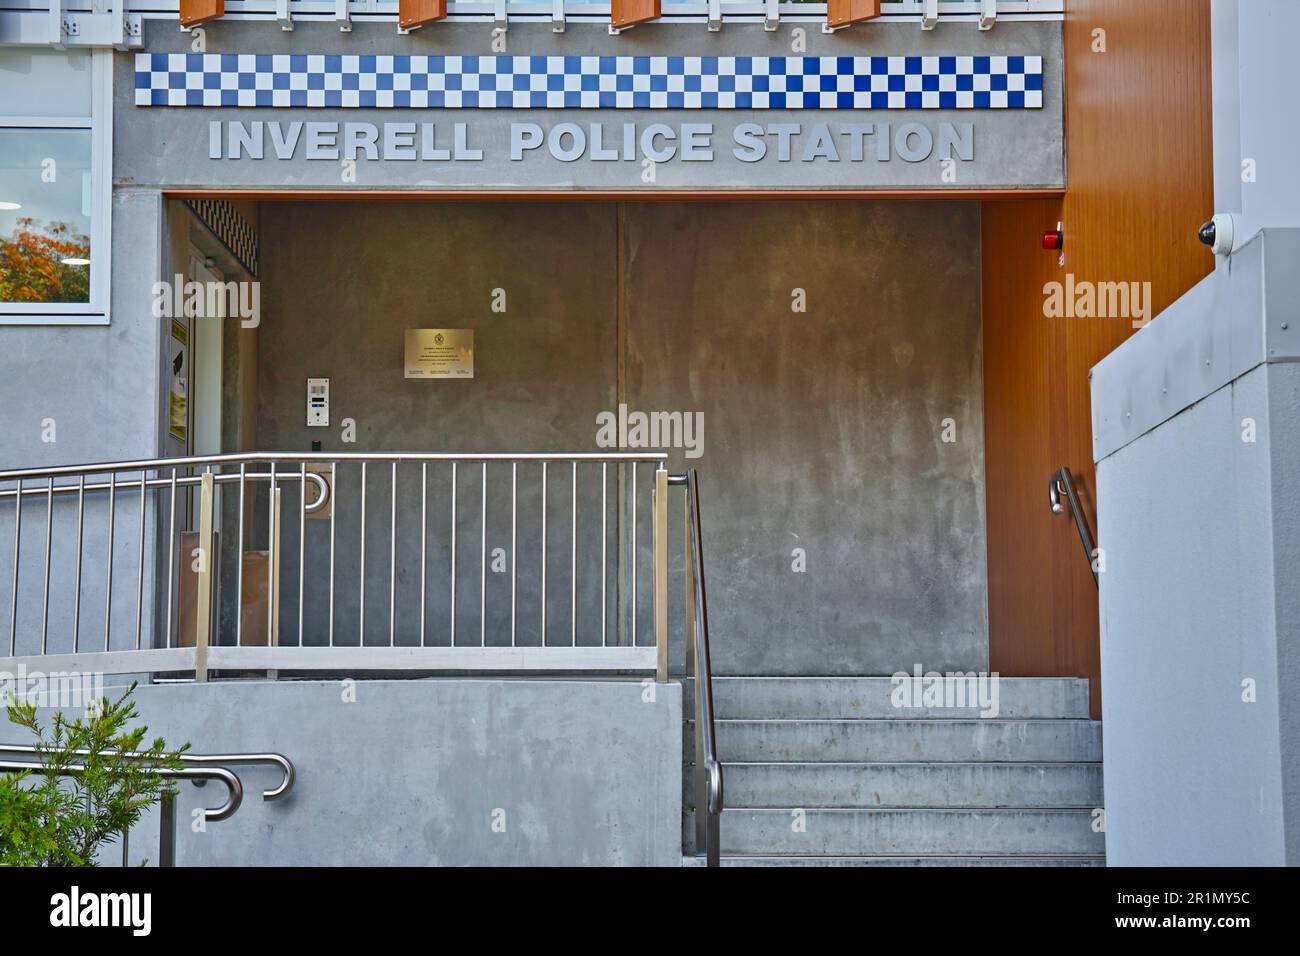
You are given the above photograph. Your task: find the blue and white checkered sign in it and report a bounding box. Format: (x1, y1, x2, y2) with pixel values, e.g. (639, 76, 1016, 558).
(135, 53, 1043, 110)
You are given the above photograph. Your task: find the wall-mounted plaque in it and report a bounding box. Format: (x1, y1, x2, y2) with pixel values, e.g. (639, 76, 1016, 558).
(405, 328, 474, 379)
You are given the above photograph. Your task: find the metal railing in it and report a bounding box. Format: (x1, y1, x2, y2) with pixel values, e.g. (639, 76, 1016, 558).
(0, 451, 669, 678)
(1049, 466, 1098, 587)
(670, 468, 721, 866)
(0, 745, 295, 864)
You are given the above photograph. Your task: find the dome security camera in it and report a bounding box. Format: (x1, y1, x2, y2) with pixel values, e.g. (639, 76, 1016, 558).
(1198, 213, 1236, 256)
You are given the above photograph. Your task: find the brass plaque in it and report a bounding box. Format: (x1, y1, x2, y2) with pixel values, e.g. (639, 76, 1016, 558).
(405, 328, 474, 379)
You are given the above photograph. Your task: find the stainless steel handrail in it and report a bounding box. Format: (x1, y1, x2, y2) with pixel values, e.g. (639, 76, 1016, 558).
(1049, 466, 1099, 587)
(0, 470, 330, 515)
(0, 450, 666, 483)
(0, 758, 242, 866)
(671, 469, 722, 867)
(0, 745, 294, 801)
(0, 759, 242, 819)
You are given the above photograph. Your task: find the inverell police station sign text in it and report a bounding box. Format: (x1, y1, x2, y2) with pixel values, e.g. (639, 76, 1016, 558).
(207, 119, 975, 166)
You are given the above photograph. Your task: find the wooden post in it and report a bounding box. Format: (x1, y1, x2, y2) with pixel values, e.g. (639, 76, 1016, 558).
(194, 473, 214, 683)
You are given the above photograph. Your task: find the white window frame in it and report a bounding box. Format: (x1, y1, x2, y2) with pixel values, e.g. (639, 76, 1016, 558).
(0, 49, 113, 326)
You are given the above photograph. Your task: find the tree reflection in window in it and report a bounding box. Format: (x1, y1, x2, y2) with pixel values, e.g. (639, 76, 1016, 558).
(0, 217, 90, 304)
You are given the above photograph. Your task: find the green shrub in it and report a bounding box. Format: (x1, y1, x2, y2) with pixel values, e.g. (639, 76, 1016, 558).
(0, 683, 189, 867)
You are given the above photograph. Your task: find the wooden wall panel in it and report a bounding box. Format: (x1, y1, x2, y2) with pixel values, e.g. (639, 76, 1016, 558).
(983, 0, 1215, 718)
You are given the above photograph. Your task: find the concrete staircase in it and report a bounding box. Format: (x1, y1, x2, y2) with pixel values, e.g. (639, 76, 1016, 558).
(682, 677, 1105, 866)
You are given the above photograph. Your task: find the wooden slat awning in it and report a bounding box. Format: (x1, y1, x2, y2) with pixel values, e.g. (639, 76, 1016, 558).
(179, 0, 225, 28)
(827, 0, 882, 30)
(612, 0, 662, 31)
(400, 0, 448, 31)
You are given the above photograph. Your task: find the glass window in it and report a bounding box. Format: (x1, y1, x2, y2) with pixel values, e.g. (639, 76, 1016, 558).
(0, 128, 94, 306)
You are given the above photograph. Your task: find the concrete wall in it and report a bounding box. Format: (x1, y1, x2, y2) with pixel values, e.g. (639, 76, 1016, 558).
(253, 200, 987, 673)
(624, 201, 987, 675)
(1091, 228, 1300, 864)
(0, 677, 683, 866)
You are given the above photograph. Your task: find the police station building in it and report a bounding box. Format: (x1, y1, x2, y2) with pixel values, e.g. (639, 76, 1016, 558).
(1, 1, 1295, 868)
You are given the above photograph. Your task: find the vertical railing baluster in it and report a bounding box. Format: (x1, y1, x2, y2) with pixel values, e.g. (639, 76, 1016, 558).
(450, 462, 457, 646)
(269, 477, 281, 661)
(359, 461, 367, 645)
(135, 470, 146, 650)
(268, 462, 276, 650)
(420, 462, 427, 647)
(510, 461, 517, 647)
(10, 477, 20, 656)
(104, 472, 115, 651)
(390, 461, 397, 647)
(328, 462, 336, 647)
(73, 474, 85, 653)
(601, 461, 607, 648)
(541, 461, 547, 647)
(571, 461, 577, 646)
(165, 470, 176, 648)
(653, 465, 668, 682)
(300, 462, 308, 647)
(40, 477, 52, 654)
(631, 462, 637, 647)
(235, 462, 245, 648)
(480, 461, 487, 647)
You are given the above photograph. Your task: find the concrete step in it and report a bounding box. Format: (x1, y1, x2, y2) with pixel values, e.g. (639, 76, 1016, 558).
(683, 677, 1090, 720)
(686, 807, 1104, 856)
(683, 761, 1103, 810)
(690, 718, 1102, 763)
(681, 854, 1107, 867)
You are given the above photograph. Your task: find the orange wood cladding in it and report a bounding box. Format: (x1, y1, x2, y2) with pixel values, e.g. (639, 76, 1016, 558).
(399, 0, 447, 30)
(982, 0, 1215, 718)
(612, 0, 661, 29)
(179, 0, 224, 28)
(827, 0, 881, 29)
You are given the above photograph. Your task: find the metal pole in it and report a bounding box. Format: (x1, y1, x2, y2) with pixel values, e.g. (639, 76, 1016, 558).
(9, 477, 20, 656)
(571, 461, 577, 646)
(73, 474, 84, 652)
(164, 470, 175, 649)
(420, 462, 427, 647)
(103, 473, 115, 651)
(135, 471, 146, 650)
(653, 465, 668, 682)
(390, 461, 397, 647)
(540, 461, 547, 647)
(40, 477, 52, 654)
(481, 462, 487, 646)
(158, 790, 176, 868)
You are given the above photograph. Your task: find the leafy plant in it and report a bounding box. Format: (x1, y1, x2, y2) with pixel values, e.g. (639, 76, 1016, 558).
(0, 683, 189, 867)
